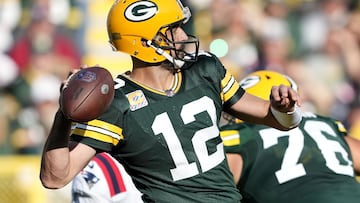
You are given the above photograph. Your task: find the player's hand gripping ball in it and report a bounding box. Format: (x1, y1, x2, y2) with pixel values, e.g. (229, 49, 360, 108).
(60, 66, 114, 122)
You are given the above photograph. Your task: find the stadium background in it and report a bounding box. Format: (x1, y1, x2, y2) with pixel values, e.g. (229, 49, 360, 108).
(0, 0, 359, 202)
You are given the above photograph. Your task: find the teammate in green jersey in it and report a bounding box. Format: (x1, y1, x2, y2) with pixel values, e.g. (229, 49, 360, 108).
(221, 70, 360, 203)
(39, 1, 302, 202)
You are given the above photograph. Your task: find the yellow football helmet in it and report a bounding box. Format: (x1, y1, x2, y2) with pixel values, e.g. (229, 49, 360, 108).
(239, 70, 298, 101)
(107, 0, 199, 67)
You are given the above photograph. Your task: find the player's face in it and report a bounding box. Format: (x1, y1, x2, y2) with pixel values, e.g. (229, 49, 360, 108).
(166, 26, 187, 58)
(166, 27, 188, 43)
(165, 25, 197, 61)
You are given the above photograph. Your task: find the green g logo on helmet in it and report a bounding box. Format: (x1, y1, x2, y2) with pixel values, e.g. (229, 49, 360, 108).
(125, 1, 158, 22)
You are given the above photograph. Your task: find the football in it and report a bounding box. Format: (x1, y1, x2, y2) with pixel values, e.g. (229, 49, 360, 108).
(60, 66, 115, 122)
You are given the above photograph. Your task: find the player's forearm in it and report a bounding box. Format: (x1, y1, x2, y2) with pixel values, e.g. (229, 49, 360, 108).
(40, 109, 73, 189)
(40, 148, 72, 189)
(229, 93, 299, 131)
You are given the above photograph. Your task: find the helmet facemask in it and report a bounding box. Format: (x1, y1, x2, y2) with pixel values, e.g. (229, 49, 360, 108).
(147, 21, 199, 69)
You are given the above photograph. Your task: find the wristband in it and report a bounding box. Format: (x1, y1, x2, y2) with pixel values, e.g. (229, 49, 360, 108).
(271, 105, 302, 128)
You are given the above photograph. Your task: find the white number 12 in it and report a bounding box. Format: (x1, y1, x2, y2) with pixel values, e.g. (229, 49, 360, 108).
(152, 96, 224, 181)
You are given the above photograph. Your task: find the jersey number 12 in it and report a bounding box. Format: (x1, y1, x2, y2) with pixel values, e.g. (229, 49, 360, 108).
(152, 96, 225, 181)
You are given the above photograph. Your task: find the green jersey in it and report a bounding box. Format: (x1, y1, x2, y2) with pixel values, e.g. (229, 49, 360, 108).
(220, 112, 360, 203)
(71, 52, 243, 202)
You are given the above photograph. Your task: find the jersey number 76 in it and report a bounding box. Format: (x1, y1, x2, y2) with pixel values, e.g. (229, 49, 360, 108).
(260, 120, 354, 184)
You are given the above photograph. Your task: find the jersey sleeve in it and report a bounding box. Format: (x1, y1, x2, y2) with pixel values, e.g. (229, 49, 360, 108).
(70, 118, 123, 152)
(315, 113, 348, 137)
(196, 52, 245, 109)
(70, 90, 129, 152)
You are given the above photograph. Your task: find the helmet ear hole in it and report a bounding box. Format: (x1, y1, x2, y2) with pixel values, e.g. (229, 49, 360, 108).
(140, 39, 149, 47)
(153, 34, 165, 44)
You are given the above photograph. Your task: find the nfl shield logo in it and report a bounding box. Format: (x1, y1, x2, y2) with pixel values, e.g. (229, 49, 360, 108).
(76, 70, 97, 83)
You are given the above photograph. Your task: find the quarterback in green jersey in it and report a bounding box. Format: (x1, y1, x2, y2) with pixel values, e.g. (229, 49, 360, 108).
(221, 70, 360, 203)
(40, 1, 302, 202)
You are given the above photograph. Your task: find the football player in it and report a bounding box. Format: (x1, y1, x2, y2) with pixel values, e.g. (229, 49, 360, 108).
(221, 70, 360, 203)
(71, 152, 143, 203)
(40, 1, 301, 202)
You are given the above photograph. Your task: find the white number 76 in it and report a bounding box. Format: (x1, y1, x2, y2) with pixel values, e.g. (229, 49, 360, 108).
(260, 120, 354, 184)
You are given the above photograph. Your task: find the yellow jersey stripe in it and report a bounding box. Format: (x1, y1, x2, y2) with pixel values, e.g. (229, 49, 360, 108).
(220, 130, 240, 146)
(71, 119, 123, 146)
(335, 121, 347, 133)
(221, 72, 232, 91)
(221, 72, 240, 102)
(87, 119, 123, 137)
(173, 72, 182, 92)
(72, 127, 120, 146)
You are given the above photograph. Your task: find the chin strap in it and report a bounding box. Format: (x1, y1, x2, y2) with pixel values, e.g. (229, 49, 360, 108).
(146, 40, 185, 68)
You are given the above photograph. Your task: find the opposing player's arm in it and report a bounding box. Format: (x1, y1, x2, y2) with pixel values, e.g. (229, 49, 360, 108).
(226, 153, 243, 184)
(344, 135, 360, 175)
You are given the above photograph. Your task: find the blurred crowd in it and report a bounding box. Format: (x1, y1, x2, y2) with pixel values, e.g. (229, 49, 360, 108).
(0, 0, 83, 154)
(0, 0, 360, 155)
(195, 0, 360, 139)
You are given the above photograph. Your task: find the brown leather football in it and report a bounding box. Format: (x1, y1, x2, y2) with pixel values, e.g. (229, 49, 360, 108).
(60, 66, 114, 122)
